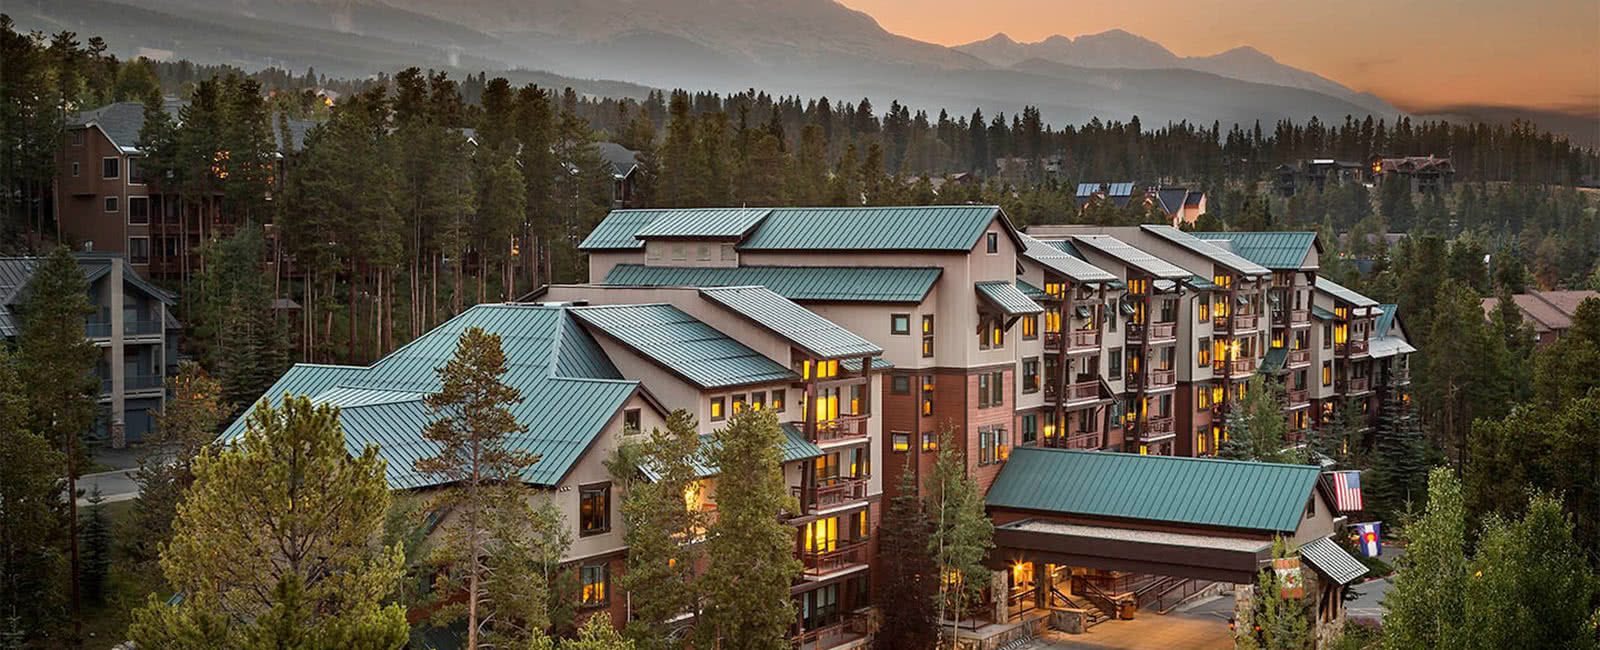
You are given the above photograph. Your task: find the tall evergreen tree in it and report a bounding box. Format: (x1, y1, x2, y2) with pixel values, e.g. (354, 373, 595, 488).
(698, 409, 801, 650)
(0, 347, 66, 641)
(874, 463, 938, 650)
(128, 396, 408, 649)
(927, 427, 994, 643)
(127, 361, 230, 566)
(77, 486, 112, 605)
(1366, 387, 1429, 526)
(1219, 375, 1294, 463)
(607, 410, 705, 650)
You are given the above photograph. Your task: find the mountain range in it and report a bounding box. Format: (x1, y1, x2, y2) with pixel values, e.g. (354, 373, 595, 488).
(6, 0, 1424, 130)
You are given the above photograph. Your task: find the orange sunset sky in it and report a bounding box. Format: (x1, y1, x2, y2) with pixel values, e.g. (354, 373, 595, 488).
(838, 0, 1600, 114)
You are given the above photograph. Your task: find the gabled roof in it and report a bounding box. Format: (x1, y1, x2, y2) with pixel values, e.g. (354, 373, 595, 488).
(986, 447, 1326, 533)
(1076, 182, 1135, 197)
(1369, 304, 1417, 358)
(976, 281, 1045, 315)
(1018, 233, 1117, 283)
(1155, 188, 1188, 214)
(1069, 235, 1191, 280)
(698, 286, 882, 359)
(582, 205, 1016, 252)
(604, 264, 940, 303)
(1140, 225, 1271, 276)
(1298, 536, 1369, 585)
(67, 102, 166, 152)
(593, 141, 641, 178)
(570, 303, 796, 389)
(0, 254, 177, 337)
(1316, 277, 1378, 308)
(220, 305, 649, 489)
(1191, 231, 1321, 270)
(1184, 192, 1205, 207)
(634, 208, 770, 241)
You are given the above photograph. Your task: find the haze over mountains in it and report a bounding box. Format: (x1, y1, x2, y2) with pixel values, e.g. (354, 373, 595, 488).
(4, 0, 1461, 133)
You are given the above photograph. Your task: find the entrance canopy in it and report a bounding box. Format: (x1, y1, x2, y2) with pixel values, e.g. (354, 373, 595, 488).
(994, 519, 1273, 584)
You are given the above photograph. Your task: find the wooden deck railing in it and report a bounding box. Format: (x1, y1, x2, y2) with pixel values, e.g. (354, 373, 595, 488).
(799, 538, 870, 576)
(1336, 339, 1370, 356)
(1337, 377, 1371, 393)
(1288, 349, 1311, 366)
(791, 477, 868, 514)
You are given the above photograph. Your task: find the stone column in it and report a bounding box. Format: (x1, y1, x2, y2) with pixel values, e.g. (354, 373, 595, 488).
(108, 259, 126, 449)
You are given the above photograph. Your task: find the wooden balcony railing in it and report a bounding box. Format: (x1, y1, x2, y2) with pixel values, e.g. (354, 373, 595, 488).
(791, 610, 871, 650)
(1043, 331, 1061, 349)
(1393, 367, 1411, 384)
(1148, 368, 1176, 388)
(812, 415, 870, 444)
(1288, 349, 1311, 366)
(1286, 389, 1309, 406)
(1337, 377, 1371, 394)
(1212, 358, 1255, 376)
(791, 477, 868, 515)
(799, 538, 870, 577)
(1336, 339, 1370, 356)
(1290, 309, 1310, 325)
(1047, 380, 1100, 404)
(1068, 330, 1100, 352)
(1142, 416, 1175, 437)
(1128, 322, 1177, 342)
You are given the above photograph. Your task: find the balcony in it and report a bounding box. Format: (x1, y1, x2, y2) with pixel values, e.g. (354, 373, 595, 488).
(1289, 310, 1311, 326)
(85, 319, 111, 339)
(1286, 388, 1310, 408)
(1393, 367, 1411, 385)
(1045, 380, 1100, 405)
(792, 610, 871, 650)
(124, 320, 163, 337)
(1067, 330, 1100, 353)
(799, 538, 870, 577)
(1287, 349, 1311, 367)
(792, 477, 868, 515)
(812, 415, 869, 444)
(1337, 377, 1371, 394)
(100, 374, 165, 396)
(1336, 339, 1370, 356)
(1129, 368, 1176, 390)
(1139, 416, 1176, 440)
(1127, 322, 1177, 343)
(1212, 358, 1256, 377)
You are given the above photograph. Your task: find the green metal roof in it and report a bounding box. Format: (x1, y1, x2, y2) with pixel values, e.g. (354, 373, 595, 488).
(1375, 303, 1398, 336)
(1019, 233, 1118, 283)
(976, 281, 1045, 315)
(570, 303, 797, 389)
(739, 206, 1004, 251)
(634, 208, 770, 240)
(840, 357, 895, 372)
(1315, 277, 1378, 308)
(644, 423, 823, 481)
(1298, 535, 1369, 585)
(1187, 275, 1217, 290)
(604, 264, 940, 303)
(1015, 279, 1046, 299)
(1141, 225, 1271, 276)
(1070, 235, 1192, 279)
(1191, 232, 1319, 270)
(985, 447, 1325, 533)
(1311, 305, 1338, 321)
(578, 210, 665, 250)
(220, 305, 644, 489)
(698, 286, 882, 359)
(1259, 347, 1288, 374)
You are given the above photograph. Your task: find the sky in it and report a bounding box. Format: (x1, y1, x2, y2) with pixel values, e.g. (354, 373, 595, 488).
(838, 0, 1600, 114)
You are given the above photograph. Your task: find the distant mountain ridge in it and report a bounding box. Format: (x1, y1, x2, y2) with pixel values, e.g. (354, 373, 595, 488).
(954, 31, 1396, 116)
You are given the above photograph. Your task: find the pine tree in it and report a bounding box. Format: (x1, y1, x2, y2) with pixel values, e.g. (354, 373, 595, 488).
(0, 347, 67, 640)
(1219, 374, 1293, 463)
(608, 410, 705, 649)
(128, 396, 408, 648)
(413, 326, 539, 650)
(78, 486, 112, 605)
(1366, 387, 1428, 526)
(874, 462, 938, 650)
(128, 362, 231, 566)
(560, 612, 635, 650)
(927, 427, 994, 644)
(698, 409, 801, 650)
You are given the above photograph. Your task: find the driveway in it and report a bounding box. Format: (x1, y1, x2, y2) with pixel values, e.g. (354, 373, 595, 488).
(1036, 594, 1235, 650)
(1346, 543, 1404, 622)
(77, 468, 142, 506)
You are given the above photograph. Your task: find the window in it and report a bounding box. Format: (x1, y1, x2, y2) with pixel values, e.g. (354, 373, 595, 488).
(978, 428, 994, 464)
(891, 432, 910, 452)
(990, 319, 1004, 348)
(1022, 358, 1039, 393)
(978, 321, 989, 350)
(579, 484, 610, 536)
(922, 315, 934, 357)
(721, 243, 736, 261)
(978, 373, 990, 406)
(1198, 337, 1212, 367)
(671, 244, 686, 261)
(921, 431, 937, 452)
(710, 396, 726, 421)
(891, 314, 910, 335)
(696, 244, 711, 261)
(731, 393, 747, 414)
(104, 196, 119, 213)
(990, 370, 1004, 406)
(128, 196, 149, 225)
(1322, 361, 1332, 387)
(1021, 414, 1038, 445)
(102, 157, 120, 179)
(71, 161, 80, 177)
(623, 408, 641, 433)
(1198, 385, 1213, 410)
(921, 375, 934, 415)
(850, 446, 870, 478)
(127, 158, 146, 185)
(1022, 315, 1037, 339)
(1323, 324, 1332, 349)
(891, 375, 910, 394)
(581, 564, 609, 607)
(1127, 278, 1149, 295)
(1305, 497, 1316, 519)
(751, 391, 766, 411)
(1108, 348, 1122, 378)
(128, 237, 149, 265)
(986, 232, 999, 254)
(1158, 298, 1177, 323)
(1197, 295, 1210, 322)
(1197, 430, 1208, 454)
(772, 390, 785, 411)
(922, 337, 933, 358)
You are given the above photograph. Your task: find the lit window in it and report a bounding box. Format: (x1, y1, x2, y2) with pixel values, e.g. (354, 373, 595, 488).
(921, 375, 934, 415)
(771, 390, 785, 411)
(922, 431, 937, 452)
(891, 432, 910, 452)
(922, 315, 934, 334)
(579, 484, 610, 536)
(710, 396, 725, 421)
(750, 391, 765, 411)
(581, 564, 608, 607)
(732, 394, 746, 414)
(1022, 315, 1037, 339)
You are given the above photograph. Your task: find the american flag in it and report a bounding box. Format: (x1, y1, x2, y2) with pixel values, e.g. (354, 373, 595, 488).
(1331, 471, 1363, 512)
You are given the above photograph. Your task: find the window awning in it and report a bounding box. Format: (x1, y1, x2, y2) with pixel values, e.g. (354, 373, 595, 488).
(1298, 535, 1369, 585)
(1237, 295, 1249, 305)
(976, 281, 1044, 316)
(1120, 302, 1136, 316)
(1075, 305, 1092, 319)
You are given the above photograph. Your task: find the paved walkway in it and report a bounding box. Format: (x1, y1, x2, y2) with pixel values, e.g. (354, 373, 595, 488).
(1036, 597, 1234, 650)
